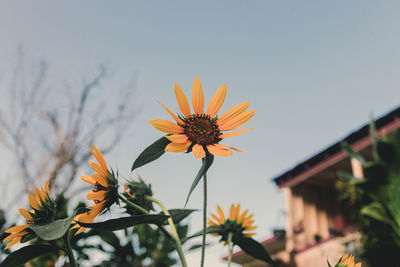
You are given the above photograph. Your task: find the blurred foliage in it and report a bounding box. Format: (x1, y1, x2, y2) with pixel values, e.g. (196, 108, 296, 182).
(337, 123, 400, 267)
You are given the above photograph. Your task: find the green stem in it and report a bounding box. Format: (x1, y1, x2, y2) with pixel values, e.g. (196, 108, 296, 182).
(200, 172, 207, 267)
(227, 232, 233, 267)
(119, 195, 149, 215)
(63, 233, 77, 267)
(147, 196, 188, 267)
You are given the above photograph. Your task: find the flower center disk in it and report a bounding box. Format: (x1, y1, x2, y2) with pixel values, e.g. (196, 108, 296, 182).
(183, 114, 221, 146)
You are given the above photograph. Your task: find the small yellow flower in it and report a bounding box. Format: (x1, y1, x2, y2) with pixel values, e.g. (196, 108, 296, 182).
(72, 144, 118, 235)
(208, 204, 257, 244)
(338, 253, 362, 267)
(149, 77, 255, 158)
(3, 181, 53, 250)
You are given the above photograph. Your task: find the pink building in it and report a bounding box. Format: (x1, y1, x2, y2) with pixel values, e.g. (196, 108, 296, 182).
(229, 106, 400, 267)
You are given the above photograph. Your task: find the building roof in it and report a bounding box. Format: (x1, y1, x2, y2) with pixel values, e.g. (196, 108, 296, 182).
(273, 105, 400, 188)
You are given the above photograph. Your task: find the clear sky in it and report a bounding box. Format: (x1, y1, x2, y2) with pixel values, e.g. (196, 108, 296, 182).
(1, 1, 400, 266)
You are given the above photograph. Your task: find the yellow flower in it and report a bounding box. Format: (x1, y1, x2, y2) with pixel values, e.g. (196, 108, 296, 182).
(338, 253, 362, 267)
(3, 181, 52, 250)
(72, 144, 118, 235)
(208, 204, 257, 243)
(149, 77, 255, 158)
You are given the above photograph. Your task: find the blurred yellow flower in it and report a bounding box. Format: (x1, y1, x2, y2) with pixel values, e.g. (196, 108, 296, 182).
(3, 181, 53, 250)
(208, 204, 257, 242)
(338, 253, 362, 267)
(149, 77, 255, 158)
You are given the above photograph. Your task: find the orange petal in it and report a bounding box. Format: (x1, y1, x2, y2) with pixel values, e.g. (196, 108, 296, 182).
(211, 213, 223, 224)
(28, 194, 39, 210)
(89, 160, 109, 178)
(175, 82, 191, 117)
(3, 231, 28, 242)
(5, 224, 28, 233)
(238, 209, 249, 224)
(165, 134, 189, 143)
(192, 144, 205, 158)
(206, 145, 233, 157)
(87, 191, 106, 201)
(218, 101, 249, 124)
(229, 204, 236, 220)
(4, 236, 22, 250)
(217, 205, 225, 222)
(246, 225, 258, 231)
(44, 181, 50, 195)
(91, 173, 109, 188)
(159, 102, 185, 125)
(165, 141, 191, 153)
(219, 127, 255, 139)
(218, 110, 255, 132)
(208, 220, 217, 226)
(149, 119, 184, 134)
(81, 175, 96, 186)
(215, 143, 243, 152)
(89, 144, 108, 172)
(19, 209, 33, 221)
(192, 77, 204, 115)
(35, 188, 43, 204)
(206, 84, 227, 117)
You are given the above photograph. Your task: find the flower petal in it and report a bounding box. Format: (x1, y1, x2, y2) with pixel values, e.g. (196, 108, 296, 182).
(149, 119, 184, 134)
(165, 141, 191, 153)
(175, 82, 191, 117)
(237, 209, 249, 224)
(192, 144, 205, 159)
(217, 205, 225, 222)
(215, 143, 243, 152)
(19, 209, 33, 221)
(165, 134, 189, 143)
(44, 181, 50, 195)
(229, 204, 237, 220)
(89, 160, 109, 178)
(159, 102, 185, 125)
(87, 191, 106, 201)
(89, 144, 108, 172)
(206, 144, 233, 157)
(74, 203, 104, 235)
(91, 173, 109, 188)
(211, 213, 223, 224)
(81, 175, 96, 186)
(219, 127, 255, 139)
(4, 236, 22, 250)
(218, 110, 255, 132)
(192, 77, 204, 115)
(28, 194, 39, 210)
(5, 224, 28, 234)
(206, 84, 227, 117)
(217, 101, 249, 125)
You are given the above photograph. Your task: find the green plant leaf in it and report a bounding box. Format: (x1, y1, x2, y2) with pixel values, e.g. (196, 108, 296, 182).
(341, 142, 366, 165)
(337, 170, 359, 181)
(27, 216, 75, 241)
(160, 209, 197, 225)
(327, 259, 332, 267)
(131, 136, 171, 171)
(188, 243, 211, 251)
(26, 207, 88, 241)
(76, 215, 169, 231)
(377, 140, 397, 164)
(234, 236, 274, 264)
(361, 201, 392, 225)
(0, 245, 63, 267)
(184, 152, 214, 207)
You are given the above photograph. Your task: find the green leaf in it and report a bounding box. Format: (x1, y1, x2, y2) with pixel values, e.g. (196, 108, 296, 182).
(327, 259, 332, 267)
(27, 215, 75, 241)
(341, 142, 366, 165)
(377, 141, 397, 164)
(234, 236, 274, 264)
(131, 136, 171, 171)
(76, 215, 169, 231)
(0, 245, 63, 267)
(337, 170, 359, 181)
(98, 231, 121, 249)
(184, 152, 214, 207)
(161, 209, 197, 225)
(361, 201, 392, 225)
(188, 243, 211, 251)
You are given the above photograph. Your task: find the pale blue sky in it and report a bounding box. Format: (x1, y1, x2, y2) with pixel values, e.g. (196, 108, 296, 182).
(1, 1, 400, 266)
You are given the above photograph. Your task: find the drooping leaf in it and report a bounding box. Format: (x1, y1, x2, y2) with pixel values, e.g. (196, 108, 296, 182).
(234, 236, 274, 264)
(131, 136, 171, 171)
(341, 142, 366, 166)
(98, 231, 121, 249)
(77, 215, 169, 231)
(161, 209, 197, 225)
(0, 245, 63, 267)
(184, 152, 214, 207)
(26, 207, 87, 241)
